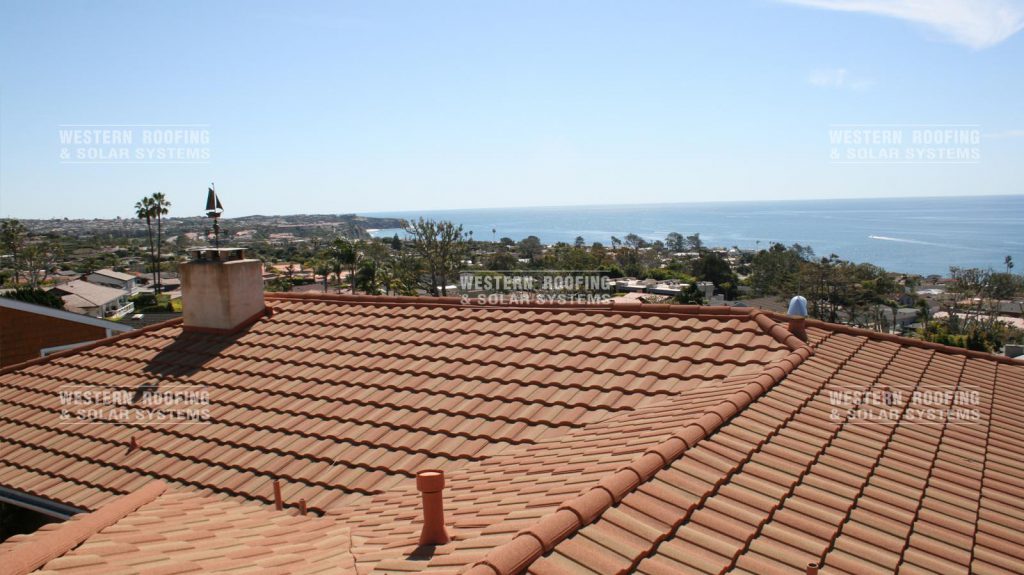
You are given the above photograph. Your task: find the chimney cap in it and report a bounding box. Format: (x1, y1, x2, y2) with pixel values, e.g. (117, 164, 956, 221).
(787, 295, 808, 318)
(416, 470, 445, 493)
(188, 247, 247, 262)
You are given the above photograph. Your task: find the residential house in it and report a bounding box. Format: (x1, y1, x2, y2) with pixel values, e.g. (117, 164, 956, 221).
(0, 247, 1021, 574)
(134, 271, 181, 293)
(997, 300, 1024, 317)
(85, 269, 137, 295)
(51, 270, 81, 284)
(47, 280, 134, 319)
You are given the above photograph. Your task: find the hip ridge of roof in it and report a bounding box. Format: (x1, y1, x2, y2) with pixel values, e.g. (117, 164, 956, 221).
(762, 310, 1024, 366)
(463, 342, 814, 575)
(3, 480, 168, 575)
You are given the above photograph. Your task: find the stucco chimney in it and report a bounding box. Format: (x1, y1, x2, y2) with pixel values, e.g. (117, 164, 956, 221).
(181, 248, 265, 333)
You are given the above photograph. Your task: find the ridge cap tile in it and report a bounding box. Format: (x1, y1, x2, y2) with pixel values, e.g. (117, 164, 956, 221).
(462, 345, 813, 574)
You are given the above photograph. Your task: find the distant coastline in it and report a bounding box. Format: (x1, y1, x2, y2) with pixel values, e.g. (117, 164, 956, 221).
(368, 194, 1024, 277)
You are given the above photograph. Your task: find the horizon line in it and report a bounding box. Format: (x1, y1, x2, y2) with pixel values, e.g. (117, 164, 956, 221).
(4, 192, 1022, 221)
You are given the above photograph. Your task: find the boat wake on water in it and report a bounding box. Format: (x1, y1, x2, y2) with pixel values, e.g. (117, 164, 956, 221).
(868, 235, 983, 251)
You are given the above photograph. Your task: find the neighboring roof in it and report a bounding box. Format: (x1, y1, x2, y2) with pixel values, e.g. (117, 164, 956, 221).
(0, 298, 134, 367)
(0, 298, 134, 333)
(134, 272, 181, 288)
(0, 294, 1021, 575)
(0, 481, 355, 575)
(136, 271, 180, 281)
(607, 292, 669, 304)
(289, 283, 332, 294)
(89, 269, 135, 282)
(48, 280, 126, 307)
(935, 310, 1024, 331)
(55, 294, 100, 315)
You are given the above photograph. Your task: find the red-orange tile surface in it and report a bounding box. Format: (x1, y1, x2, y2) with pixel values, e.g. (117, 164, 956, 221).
(0, 482, 354, 575)
(1, 294, 1022, 574)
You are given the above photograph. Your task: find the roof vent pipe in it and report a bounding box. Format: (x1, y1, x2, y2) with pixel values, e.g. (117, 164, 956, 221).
(273, 479, 283, 511)
(787, 295, 808, 341)
(416, 470, 450, 546)
(806, 563, 820, 575)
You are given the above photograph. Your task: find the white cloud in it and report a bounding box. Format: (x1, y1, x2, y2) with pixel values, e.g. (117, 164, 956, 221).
(808, 68, 874, 90)
(778, 0, 1024, 49)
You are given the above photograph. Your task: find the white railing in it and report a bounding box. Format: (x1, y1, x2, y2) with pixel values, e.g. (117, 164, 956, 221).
(106, 302, 135, 319)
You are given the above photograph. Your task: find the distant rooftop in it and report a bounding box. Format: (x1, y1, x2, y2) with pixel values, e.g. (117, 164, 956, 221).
(48, 280, 127, 307)
(90, 268, 135, 282)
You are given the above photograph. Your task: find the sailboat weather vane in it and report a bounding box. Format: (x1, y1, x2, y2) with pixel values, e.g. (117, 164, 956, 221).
(205, 183, 224, 248)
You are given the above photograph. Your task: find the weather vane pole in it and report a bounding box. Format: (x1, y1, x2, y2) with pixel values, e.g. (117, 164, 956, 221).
(205, 182, 224, 248)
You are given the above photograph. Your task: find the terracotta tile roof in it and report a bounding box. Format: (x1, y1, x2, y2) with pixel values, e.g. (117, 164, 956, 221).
(465, 324, 1024, 575)
(331, 347, 810, 574)
(0, 481, 354, 575)
(0, 296, 790, 515)
(1, 294, 1021, 574)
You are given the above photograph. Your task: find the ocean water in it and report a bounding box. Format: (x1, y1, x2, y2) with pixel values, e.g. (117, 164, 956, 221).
(367, 195, 1024, 277)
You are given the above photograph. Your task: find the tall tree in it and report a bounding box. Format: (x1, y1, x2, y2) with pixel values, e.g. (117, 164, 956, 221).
(518, 236, 543, 265)
(686, 233, 703, 253)
(404, 218, 466, 296)
(21, 241, 62, 288)
(749, 243, 805, 296)
(329, 238, 358, 294)
(376, 260, 399, 295)
(134, 197, 157, 280)
(616, 234, 649, 277)
(665, 232, 685, 253)
(1, 219, 27, 285)
(151, 193, 171, 293)
(693, 251, 739, 299)
(308, 256, 331, 293)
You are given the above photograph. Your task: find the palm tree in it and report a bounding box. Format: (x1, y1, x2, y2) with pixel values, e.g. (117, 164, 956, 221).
(308, 257, 331, 293)
(377, 261, 395, 295)
(135, 197, 157, 281)
(329, 238, 359, 294)
(151, 193, 171, 293)
(1, 219, 27, 285)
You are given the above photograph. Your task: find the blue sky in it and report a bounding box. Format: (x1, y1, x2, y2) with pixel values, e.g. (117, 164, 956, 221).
(1, 0, 1022, 219)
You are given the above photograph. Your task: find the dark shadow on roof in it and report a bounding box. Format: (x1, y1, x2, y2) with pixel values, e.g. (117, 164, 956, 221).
(404, 545, 439, 561)
(140, 329, 242, 378)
